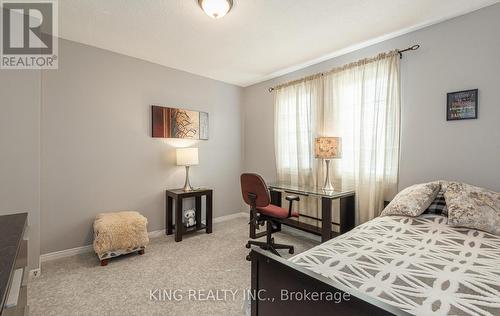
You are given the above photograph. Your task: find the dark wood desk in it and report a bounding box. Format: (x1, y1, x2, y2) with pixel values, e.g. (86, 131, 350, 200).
(165, 188, 213, 242)
(0, 213, 28, 316)
(251, 184, 355, 242)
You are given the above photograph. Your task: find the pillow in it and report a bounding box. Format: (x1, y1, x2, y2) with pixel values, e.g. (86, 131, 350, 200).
(445, 182, 500, 235)
(423, 191, 448, 216)
(381, 182, 440, 217)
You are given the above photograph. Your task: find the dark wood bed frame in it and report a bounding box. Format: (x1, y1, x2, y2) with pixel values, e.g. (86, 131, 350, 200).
(250, 248, 411, 316)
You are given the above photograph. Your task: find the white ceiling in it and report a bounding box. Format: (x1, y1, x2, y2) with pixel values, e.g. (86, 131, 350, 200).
(59, 0, 499, 87)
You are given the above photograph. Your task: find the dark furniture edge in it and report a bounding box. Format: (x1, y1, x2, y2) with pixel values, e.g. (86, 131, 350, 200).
(250, 248, 411, 316)
(0, 212, 28, 312)
(165, 189, 213, 198)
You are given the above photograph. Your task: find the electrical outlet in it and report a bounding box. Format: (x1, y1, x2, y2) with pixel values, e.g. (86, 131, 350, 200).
(29, 268, 41, 279)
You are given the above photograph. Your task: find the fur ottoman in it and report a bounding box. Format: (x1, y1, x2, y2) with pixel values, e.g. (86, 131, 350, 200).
(93, 211, 149, 266)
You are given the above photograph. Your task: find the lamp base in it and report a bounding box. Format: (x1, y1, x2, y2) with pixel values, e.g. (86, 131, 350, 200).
(322, 159, 335, 192)
(183, 166, 194, 192)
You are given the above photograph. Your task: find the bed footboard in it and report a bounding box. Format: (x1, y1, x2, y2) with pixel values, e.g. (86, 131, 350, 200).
(250, 248, 409, 316)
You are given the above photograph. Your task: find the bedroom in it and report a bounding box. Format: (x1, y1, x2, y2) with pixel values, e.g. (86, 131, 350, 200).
(0, 1, 499, 315)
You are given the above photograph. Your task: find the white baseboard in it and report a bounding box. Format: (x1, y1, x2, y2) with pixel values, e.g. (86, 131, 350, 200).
(40, 244, 94, 263)
(147, 229, 164, 239)
(213, 211, 247, 223)
(40, 211, 247, 264)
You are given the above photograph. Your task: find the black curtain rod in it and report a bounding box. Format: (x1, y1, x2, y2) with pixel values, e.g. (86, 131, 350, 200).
(268, 44, 420, 92)
(397, 44, 420, 58)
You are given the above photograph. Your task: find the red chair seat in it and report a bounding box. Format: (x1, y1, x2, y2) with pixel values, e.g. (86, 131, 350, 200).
(257, 204, 299, 219)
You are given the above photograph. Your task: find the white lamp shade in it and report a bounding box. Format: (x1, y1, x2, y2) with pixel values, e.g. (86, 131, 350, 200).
(176, 148, 199, 166)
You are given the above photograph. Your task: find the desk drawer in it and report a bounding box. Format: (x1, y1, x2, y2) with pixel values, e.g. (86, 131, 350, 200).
(14, 240, 27, 270)
(3, 283, 26, 316)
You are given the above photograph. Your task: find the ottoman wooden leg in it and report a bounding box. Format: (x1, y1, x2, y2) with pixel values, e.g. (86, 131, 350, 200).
(138, 249, 145, 255)
(100, 259, 109, 266)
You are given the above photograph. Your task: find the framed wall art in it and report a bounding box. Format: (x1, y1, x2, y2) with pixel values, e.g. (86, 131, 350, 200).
(447, 89, 478, 121)
(152, 105, 209, 140)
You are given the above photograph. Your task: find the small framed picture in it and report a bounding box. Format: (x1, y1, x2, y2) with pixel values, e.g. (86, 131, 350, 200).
(447, 89, 478, 121)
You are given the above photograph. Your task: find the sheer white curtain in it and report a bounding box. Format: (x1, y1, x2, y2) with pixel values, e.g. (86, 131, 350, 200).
(323, 52, 400, 223)
(274, 77, 322, 187)
(274, 78, 323, 222)
(274, 52, 400, 224)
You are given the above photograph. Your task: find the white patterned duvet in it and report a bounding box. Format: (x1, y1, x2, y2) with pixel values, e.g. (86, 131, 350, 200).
(290, 215, 500, 316)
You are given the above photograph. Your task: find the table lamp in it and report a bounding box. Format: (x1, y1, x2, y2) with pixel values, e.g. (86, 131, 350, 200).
(315, 137, 342, 191)
(176, 147, 199, 191)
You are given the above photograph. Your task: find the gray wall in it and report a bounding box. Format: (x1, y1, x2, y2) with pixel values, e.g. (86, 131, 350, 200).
(242, 4, 500, 192)
(40, 39, 243, 254)
(0, 70, 41, 270)
(3, 3, 500, 264)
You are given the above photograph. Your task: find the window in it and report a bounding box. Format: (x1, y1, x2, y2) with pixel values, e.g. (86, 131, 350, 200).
(274, 80, 320, 179)
(274, 53, 400, 222)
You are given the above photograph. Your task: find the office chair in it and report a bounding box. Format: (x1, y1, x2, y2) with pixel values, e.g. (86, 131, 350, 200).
(240, 173, 300, 261)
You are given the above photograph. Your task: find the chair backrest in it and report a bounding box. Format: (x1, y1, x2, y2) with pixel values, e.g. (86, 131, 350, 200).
(240, 173, 270, 207)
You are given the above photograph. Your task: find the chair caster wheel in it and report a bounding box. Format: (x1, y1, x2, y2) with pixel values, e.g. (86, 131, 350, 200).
(289, 248, 294, 254)
(245, 243, 251, 249)
(246, 254, 251, 261)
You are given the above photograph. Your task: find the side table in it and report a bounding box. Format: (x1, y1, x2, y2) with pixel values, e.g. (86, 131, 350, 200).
(165, 188, 213, 242)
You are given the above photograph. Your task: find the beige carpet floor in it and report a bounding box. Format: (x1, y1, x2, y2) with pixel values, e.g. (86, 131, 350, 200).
(28, 216, 318, 316)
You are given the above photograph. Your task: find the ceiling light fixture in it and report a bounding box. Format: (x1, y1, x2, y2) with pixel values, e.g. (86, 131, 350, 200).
(198, 0, 233, 19)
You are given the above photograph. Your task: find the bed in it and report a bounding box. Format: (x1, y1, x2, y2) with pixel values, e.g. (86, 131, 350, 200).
(250, 214, 500, 316)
